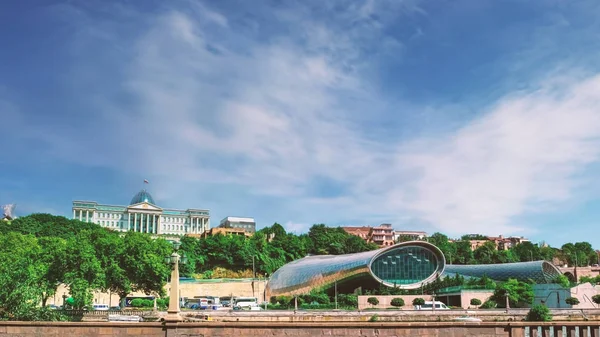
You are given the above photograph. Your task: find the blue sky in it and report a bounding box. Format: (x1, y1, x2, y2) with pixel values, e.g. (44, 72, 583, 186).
(2, 0, 600, 248)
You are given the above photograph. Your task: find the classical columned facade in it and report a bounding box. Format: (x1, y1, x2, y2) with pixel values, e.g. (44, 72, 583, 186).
(72, 189, 210, 235)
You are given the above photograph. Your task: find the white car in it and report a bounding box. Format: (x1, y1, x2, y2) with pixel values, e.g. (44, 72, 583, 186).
(414, 301, 450, 310)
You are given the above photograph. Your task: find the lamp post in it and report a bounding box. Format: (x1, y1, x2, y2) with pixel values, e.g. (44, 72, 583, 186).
(62, 294, 68, 309)
(164, 241, 186, 322)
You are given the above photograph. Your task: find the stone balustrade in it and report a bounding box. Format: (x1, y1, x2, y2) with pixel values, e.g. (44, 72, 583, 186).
(0, 321, 598, 336)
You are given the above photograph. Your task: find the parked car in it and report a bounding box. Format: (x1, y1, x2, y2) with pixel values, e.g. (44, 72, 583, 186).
(414, 301, 450, 310)
(93, 304, 110, 311)
(233, 297, 258, 310)
(220, 296, 234, 307)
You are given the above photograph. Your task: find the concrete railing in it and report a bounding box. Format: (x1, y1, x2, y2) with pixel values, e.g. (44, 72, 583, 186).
(0, 321, 598, 337)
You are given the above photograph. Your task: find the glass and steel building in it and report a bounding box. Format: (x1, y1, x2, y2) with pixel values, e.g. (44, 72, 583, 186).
(443, 261, 561, 284)
(266, 242, 563, 297)
(266, 241, 445, 297)
(72, 188, 210, 235)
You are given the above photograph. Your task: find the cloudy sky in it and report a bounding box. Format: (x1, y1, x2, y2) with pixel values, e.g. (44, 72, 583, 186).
(1, 0, 600, 248)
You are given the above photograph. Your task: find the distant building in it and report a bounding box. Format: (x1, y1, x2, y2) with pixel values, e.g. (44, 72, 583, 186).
(72, 187, 210, 235)
(461, 235, 530, 251)
(394, 230, 428, 242)
(487, 235, 530, 250)
(341, 226, 371, 240)
(342, 224, 396, 247)
(369, 223, 395, 246)
(202, 227, 251, 238)
(219, 216, 256, 234)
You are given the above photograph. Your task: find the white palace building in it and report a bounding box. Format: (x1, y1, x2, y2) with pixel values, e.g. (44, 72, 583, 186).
(71, 188, 210, 235)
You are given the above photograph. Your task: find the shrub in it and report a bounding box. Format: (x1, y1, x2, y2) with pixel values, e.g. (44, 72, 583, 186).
(368, 314, 378, 322)
(412, 298, 425, 306)
(273, 295, 294, 307)
(390, 298, 405, 308)
(565, 297, 580, 306)
(367, 297, 379, 307)
(338, 294, 358, 308)
(156, 298, 168, 309)
(130, 299, 144, 308)
(142, 299, 154, 308)
(470, 298, 482, 306)
(480, 300, 497, 309)
(592, 295, 600, 305)
(526, 304, 552, 322)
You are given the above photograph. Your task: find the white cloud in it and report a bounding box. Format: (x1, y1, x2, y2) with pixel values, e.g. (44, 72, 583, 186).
(388, 74, 600, 235)
(11, 1, 600, 239)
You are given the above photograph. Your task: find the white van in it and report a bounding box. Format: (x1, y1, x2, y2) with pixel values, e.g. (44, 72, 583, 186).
(234, 297, 258, 309)
(93, 304, 110, 311)
(415, 301, 450, 310)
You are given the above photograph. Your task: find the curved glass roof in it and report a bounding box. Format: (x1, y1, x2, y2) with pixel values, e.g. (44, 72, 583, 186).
(130, 189, 155, 205)
(443, 260, 562, 284)
(266, 241, 445, 297)
(370, 245, 441, 286)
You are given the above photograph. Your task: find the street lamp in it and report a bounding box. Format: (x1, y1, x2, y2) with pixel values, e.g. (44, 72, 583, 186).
(164, 241, 186, 322)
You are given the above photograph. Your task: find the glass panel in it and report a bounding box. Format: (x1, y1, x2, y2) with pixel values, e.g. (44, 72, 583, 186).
(371, 246, 438, 285)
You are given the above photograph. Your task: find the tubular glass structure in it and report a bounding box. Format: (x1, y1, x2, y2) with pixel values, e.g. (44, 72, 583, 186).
(266, 241, 445, 297)
(443, 260, 562, 284)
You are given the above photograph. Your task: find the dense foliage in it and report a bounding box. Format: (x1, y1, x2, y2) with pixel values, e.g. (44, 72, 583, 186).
(565, 297, 579, 306)
(0, 212, 597, 320)
(490, 278, 534, 308)
(390, 298, 405, 308)
(179, 223, 378, 277)
(526, 304, 552, 322)
(470, 298, 482, 306)
(0, 214, 170, 319)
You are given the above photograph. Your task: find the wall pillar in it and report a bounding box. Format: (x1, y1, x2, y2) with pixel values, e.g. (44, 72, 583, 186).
(127, 213, 130, 231)
(72, 209, 76, 219)
(134, 213, 138, 232)
(86, 210, 89, 222)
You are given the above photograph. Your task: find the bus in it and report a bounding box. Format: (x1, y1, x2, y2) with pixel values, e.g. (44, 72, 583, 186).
(234, 297, 258, 309)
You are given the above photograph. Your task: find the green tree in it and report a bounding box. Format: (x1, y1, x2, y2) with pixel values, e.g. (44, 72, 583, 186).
(473, 241, 498, 264)
(470, 298, 482, 307)
(453, 240, 474, 264)
(429, 233, 456, 264)
(412, 298, 425, 306)
(552, 275, 571, 288)
(592, 295, 600, 305)
(561, 242, 597, 266)
(37, 237, 68, 307)
(63, 231, 105, 309)
(565, 297, 580, 306)
(390, 298, 405, 308)
(0, 233, 45, 319)
(490, 278, 534, 308)
(513, 242, 540, 262)
(116, 232, 171, 307)
(526, 304, 552, 322)
(367, 297, 379, 307)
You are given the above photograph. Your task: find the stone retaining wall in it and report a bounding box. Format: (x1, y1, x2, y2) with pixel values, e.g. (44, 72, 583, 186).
(0, 321, 598, 337)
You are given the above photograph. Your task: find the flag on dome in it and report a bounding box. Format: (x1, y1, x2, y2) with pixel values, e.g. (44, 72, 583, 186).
(144, 179, 149, 184)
